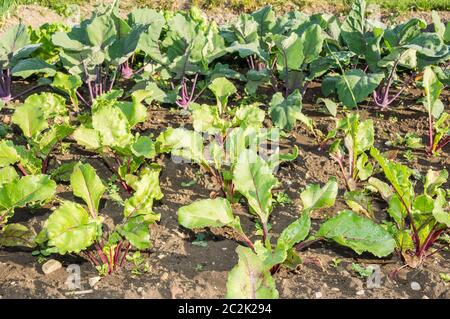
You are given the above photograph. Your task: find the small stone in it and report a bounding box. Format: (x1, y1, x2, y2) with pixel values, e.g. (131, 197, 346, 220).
(356, 289, 365, 296)
(222, 247, 227, 251)
(331, 287, 340, 292)
(42, 259, 62, 275)
(137, 287, 144, 293)
(158, 254, 165, 260)
(411, 282, 421, 291)
(315, 291, 322, 299)
(160, 272, 169, 281)
(422, 295, 429, 299)
(88, 276, 101, 288)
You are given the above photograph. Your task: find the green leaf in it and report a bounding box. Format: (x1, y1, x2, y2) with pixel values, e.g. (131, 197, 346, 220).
(92, 103, 133, 147)
(38, 124, 74, 156)
(156, 128, 204, 164)
(72, 126, 102, 150)
(432, 189, 450, 227)
(11, 57, 56, 78)
(0, 140, 20, 167)
(43, 201, 101, 254)
(12, 102, 48, 138)
(131, 135, 156, 159)
(316, 210, 396, 257)
(86, 14, 116, 47)
(341, 0, 366, 55)
(208, 77, 237, 114)
(70, 163, 105, 217)
(370, 148, 414, 209)
(233, 149, 277, 223)
(300, 178, 338, 214)
(178, 198, 234, 229)
(23, 92, 67, 118)
(422, 66, 444, 119)
(413, 194, 434, 214)
(276, 213, 311, 251)
(51, 72, 82, 108)
(269, 90, 302, 131)
(317, 98, 337, 117)
(117, 215, 153, 250)
(123, 167, 163, 219)
(424, 169, 448, 196)
(226, 245, 279, 299)
(0, 223, 35, 248)
(336, 70, 383, 108)
(0, 166, 19, 186)
(0, 174, 56, 214)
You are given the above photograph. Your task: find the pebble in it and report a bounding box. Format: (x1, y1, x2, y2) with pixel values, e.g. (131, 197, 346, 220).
(331, 287, 340, 292)
(356, 289, 365, 296)
(411, 282, 421, 291)
(42, 259, 62, 275)
(137, 287, 144, 293)
(222, 247, 227, 251)
(160, 272, 169, 281)
(88, 276, 101, 288)
(422, 295, 429, 299)
(315, 291, 322, 299)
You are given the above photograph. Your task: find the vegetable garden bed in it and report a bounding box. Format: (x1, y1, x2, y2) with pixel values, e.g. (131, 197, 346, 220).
(0, 0, 449, 299)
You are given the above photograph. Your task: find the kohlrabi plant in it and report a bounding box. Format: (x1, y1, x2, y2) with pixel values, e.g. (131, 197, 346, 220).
(36, 162, 163, 275)
(51, 4, 149, 106)
(0, 23, 56, 102)
(420, 66, 449, 154)
(2, 92, 73, 175)
(72, 90, 155, 192)
(369, 148, 449, 268)
(327, 113, 374, 191)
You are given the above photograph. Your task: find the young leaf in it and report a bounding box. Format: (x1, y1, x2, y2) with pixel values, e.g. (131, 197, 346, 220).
(276, 213, 311, 251)
(315, 210, 396, 257)
(233, 149, 277, 223)
(300, 178, 338, 214)
(269, 89, 302, 131)
(70, 163, 106, 217)
(336, 70, 383, 108)
(43, 201, 101, 254)
(226, 245, 279, 299)
(0, 140, 20, 167)
(178, 198, 234, 229)
(208, 77, 237, 114)
(12, 102, 48, 138)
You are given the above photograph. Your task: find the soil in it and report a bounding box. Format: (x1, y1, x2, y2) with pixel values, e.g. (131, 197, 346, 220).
(0, 3, 450, 300)
(0, 77, 449, 299)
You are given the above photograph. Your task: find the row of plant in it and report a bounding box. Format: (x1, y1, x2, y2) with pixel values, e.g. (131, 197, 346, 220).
(0, 0, 448, 298)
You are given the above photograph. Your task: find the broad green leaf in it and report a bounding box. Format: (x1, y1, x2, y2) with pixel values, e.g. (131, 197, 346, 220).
(38, 124, 74, 156)
(208, 77, 237, 114)
(0, 223, 35, 248)
(341, 0, 366, 55)
(432, 189, 450, 227)
(300, 178, 338, 214)
(86, 14, 116, 48)
(317, 98, 337, 117)
(413, 194, 434, 214)
(424, 169, 448, 196)
(72, 126, 102, 150)
(233, 149, 277, 223)
(0, 174, 56, 213)
(11, 58, 56, 78)
(234, 104, 265, 129)
(336, 70, 383, 108)
(344, 190, 373, 217)
(12, 102, 48, 138)
(23, 92, 67, 118)
(92, 104, 133, 147)
(43, 201, 101, 254)
(124, 167, 163, 218)
(156, 128, 204, 164)
(0, 140, 20, 167)
(276, 213, 311, 251)
(131, 135, 156, 159)
(0, 166, 19, 186)
(178, 198, 234, 229)
(274, 32, 303, 71)
(116, 215, 153, 250)
(316, 210, 396, 257)
(51, 72, 81, 108)
(269, 90, 302, 131)
(226, 245, 279, 299)
(367, 177, 393, 201)
(70, 163, 105, 216)
(190, 103, 222, 134)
